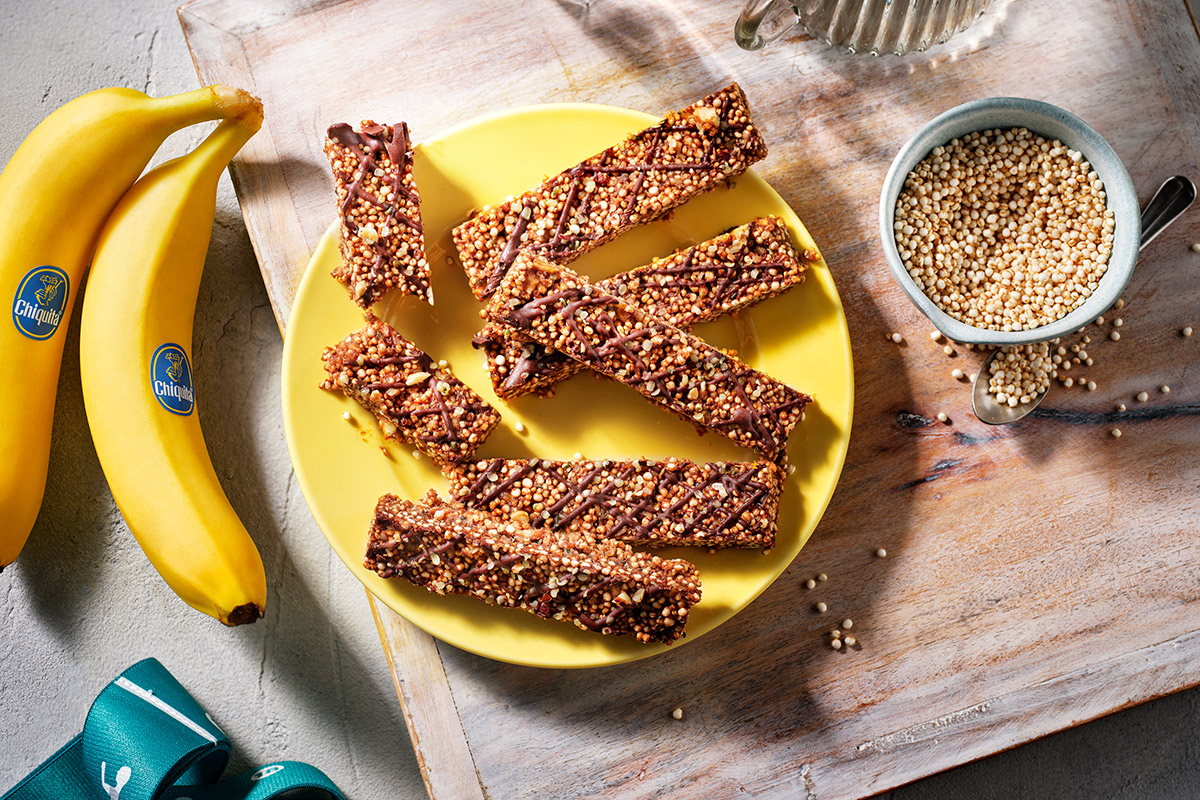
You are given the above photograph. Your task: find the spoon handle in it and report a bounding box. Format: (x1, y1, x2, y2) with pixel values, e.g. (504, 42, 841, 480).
(1140, 175, 1195, 250)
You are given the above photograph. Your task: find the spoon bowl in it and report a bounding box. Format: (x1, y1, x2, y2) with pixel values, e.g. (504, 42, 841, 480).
(969, 175, 1195, 424)
(971, 348, 1049, 425)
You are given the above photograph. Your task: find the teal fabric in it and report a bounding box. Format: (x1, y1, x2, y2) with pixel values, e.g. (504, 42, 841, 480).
(3, 659, 344, 800)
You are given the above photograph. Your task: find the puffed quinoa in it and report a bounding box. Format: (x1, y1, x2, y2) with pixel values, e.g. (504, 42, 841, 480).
(321, 315, 500, 466)
(365, 491, 701, 645)
(895, 128, 1114, 332)
(453, 84, 767, 300)
(988, 342, 1054, 407)
(447, 457, 783, 549)
(474, 216, 809, 399)
(324, 121, 431, 307)
(487, 253, 810, 461)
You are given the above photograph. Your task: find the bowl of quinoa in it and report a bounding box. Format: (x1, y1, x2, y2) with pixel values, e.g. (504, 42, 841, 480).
(879, 97, 1140, 346)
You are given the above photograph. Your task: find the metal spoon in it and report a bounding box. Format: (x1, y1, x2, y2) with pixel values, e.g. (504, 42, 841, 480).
(971, 175, 1196, 425)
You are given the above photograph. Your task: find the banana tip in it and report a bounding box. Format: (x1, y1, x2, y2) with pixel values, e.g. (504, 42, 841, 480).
(225, 602, 265, 626)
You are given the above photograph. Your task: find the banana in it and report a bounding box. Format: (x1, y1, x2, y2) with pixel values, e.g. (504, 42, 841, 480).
(0, 84, 260, 569)
(79, 111, 266, 625)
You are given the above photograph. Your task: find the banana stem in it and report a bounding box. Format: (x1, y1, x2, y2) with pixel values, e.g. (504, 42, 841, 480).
(188, 113, 263, 172)
(148, 85, 263, 131)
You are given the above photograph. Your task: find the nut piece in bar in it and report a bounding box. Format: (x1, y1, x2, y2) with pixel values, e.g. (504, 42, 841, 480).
(452, 82, 768, 300)
(486, 252, 810, 461)
(324, 120, 432, 307)
(447, 457, 784, 549)
(475, 215, 815, 399)
(365, 491, 702, 644)
(320, 315, 499, 466)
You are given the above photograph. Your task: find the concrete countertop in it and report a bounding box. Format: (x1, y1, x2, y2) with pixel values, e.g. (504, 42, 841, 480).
(0, 1, 1197, 798)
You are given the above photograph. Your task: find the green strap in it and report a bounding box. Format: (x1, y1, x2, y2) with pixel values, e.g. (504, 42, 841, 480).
(3, 659, 344, 800)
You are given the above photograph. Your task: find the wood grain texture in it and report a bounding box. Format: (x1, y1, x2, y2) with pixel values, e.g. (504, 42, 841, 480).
(369, 594, 487, 800)
(182, 0, 1200, 798)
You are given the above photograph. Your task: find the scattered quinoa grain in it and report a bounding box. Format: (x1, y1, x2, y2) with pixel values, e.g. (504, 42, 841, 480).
(951, 368, 965, 380)
(844, 635, 857, 647)
(817, 573, 828, 582)
(1113, 318, 1124, 328)
(1087, 381, 1097, 391)
(1109, 331, 1120, 341)
(937, 411, 949, 423)
(929, 330, 943, 341)
(891, 332, 904, 344)
(514, 421, 526, 433)
(875, 548, 888, 558)
(943, 345, 955, 356)
(1116, 403, 1126, 412)
(815, 602, 828, 613)
(1161, 384, 1171, 394)
(1111, 428, 1122, 438)
(1191, 243, 1200, 253)
(831, 638, 843, 650)
(805, 578, 817, 589)
(1183, 326, 1193, 337)
(342, 411, 352, 421)
(1136, 391, 1149, 402)
(672, 707, 683, 720)
(842, 618, 854, 629)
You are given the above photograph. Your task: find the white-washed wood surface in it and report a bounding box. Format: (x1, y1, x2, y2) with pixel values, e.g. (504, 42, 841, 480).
(181, 0, 1200, 797)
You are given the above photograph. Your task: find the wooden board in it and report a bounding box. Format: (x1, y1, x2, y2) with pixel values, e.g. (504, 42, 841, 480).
(180, 0, 1200, 797)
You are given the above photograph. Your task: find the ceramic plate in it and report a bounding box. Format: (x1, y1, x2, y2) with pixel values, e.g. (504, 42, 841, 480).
(281, 103, 853, 668)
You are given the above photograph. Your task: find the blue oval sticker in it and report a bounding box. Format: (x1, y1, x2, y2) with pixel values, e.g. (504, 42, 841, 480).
(11, 266, 69, 340)
(150, 343, 195, 416)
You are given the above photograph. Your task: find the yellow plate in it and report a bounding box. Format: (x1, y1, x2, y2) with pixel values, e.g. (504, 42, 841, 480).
(281, 103, 853, 668)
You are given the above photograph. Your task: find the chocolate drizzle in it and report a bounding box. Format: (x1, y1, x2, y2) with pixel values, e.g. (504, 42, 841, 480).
(364, 493, 699, 644)
(327, 122, 421, 236)
(479, 217, 802, 397)
(325, 121, 428, 306)
(494, 259, 808, 459)
(482, 88, 750, 297)
(454, 458, 780, 547)
(320, 318, 499, 463)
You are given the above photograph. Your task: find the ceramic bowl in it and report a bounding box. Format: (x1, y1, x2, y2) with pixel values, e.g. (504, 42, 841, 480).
(878, 97, 1139, 346)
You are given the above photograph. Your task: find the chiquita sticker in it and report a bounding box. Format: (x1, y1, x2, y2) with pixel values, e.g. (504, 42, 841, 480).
(11, 266, 69, 340)
(150, 343, 195, 416)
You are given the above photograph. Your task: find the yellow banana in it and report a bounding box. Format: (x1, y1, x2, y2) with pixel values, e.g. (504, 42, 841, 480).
(80, 111, 266, 625)
(0, 84, 260, 569)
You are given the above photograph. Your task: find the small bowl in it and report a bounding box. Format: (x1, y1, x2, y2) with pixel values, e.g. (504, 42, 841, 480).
(879, 97, 1140, 346)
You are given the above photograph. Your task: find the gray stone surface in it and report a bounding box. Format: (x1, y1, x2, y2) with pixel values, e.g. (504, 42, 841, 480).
(0, 1, 1197, 798)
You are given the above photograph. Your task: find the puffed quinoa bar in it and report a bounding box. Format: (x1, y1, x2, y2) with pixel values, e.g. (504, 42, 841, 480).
(452, 83, 767, 300)
(474, 215, 814, 399)
(447, 457, 784, 549)
(486, 253, 810, 461)
(320, 315, 499, 466)
(325, 121, 432, 307)
(365, 491, 701, 644)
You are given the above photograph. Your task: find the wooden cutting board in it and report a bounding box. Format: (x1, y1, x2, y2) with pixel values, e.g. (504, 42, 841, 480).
(180, 0, 1200, 797)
